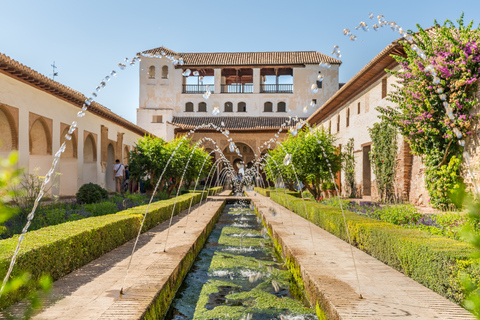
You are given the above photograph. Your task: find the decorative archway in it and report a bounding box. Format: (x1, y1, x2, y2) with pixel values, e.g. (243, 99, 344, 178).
(0, 105, 18, 154)
(83, 133, 97, 185)
(59, 126, 78, 195)
(29, 118, 51, 155)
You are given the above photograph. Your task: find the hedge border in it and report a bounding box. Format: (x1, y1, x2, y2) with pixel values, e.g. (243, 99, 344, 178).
(143, 201, 225, 319)
(255, 188, 479, 305)
(0, 187, 222, 310)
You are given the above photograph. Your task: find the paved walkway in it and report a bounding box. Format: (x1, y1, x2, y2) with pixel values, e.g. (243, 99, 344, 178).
(1, 200, 224, 320)
(247, 191, 475, 320)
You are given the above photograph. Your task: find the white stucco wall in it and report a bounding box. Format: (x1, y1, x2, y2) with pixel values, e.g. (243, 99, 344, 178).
(0, 72, 144, 195)
(137, 57, 339, 140)
(315, 66, 400, 198)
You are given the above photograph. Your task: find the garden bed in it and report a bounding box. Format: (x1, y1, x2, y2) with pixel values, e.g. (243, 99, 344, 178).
(0, 187, 222, 310)
(254, 188, 480, 305)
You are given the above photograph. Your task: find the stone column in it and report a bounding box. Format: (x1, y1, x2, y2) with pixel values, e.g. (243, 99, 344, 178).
(116, 132, 124, 163)
(214, 68, 221, 95)
(100, 125, 108, 173)
(17, 108, 29, 169)
(253, 68, 261, 94)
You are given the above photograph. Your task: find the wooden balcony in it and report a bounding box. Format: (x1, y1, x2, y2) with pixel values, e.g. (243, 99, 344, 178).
(182, 84, 214, 94)
(221, 84, 253, 94)
(260, 84, 293, 93)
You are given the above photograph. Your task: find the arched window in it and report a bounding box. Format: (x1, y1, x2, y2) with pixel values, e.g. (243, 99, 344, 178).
(60, 127, 76, 159)
(162, 65, 169, 79)
(30, 118, 51, 155)
(224, 102, 233, 112)
(185, 102, 194, 112)
(148, 65, 156, 79)
(198, 102, 207, 112)
(337, 114, 340, 133)
(84, 134, 96, 162)
(238, 102, 246, 112)
(0, 106, 17, 151)
(264, 102, 273, 112)
(277, 102, 286, 112)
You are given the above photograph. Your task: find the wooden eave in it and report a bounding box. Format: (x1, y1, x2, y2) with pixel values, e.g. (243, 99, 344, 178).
(308, 43, 406, 126)
(173, 127, 285, 135)
(174, 64, 307, 69)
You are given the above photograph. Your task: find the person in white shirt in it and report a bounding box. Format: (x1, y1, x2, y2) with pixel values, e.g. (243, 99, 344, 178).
(113, 159, 125, 193)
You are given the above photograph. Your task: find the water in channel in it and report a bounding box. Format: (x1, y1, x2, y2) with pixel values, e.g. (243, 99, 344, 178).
(165, 199, 316, 320)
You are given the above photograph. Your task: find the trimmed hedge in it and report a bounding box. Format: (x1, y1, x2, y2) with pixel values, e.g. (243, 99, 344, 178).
(259, 189, 480, 304)
(0, 187, 222, 310)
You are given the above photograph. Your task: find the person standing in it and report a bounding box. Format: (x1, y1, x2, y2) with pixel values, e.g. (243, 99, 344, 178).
(113, 159, 125, 193)
(124, 165, 131, 193)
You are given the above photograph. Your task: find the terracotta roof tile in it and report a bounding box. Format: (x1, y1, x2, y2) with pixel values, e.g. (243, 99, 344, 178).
(0, 52, 151, 137)
(170, 116, 305, 130)
(140, 46, 341, 67)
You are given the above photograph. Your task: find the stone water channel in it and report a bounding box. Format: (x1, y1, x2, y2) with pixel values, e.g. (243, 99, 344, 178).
(165, 199, 316, 320)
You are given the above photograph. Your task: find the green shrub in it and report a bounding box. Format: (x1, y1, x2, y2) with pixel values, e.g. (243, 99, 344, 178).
(375, 204, 421, 225)
(76, 183, 108, 204)
(267, 191, 479, 304)
(0, 187, 222, 310)
(83, 202, 118, 217)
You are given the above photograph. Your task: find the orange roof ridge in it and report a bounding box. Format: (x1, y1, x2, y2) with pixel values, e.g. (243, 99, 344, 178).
(139, 47, 341, 66)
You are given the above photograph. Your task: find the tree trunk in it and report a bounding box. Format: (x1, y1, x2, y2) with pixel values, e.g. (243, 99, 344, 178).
(306, 184, 317, 200)
(158, 178, 165, 192)
(167, 180, 179, 197)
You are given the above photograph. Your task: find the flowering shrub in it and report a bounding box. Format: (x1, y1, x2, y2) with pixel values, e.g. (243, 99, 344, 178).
(379, 16, 480, 209)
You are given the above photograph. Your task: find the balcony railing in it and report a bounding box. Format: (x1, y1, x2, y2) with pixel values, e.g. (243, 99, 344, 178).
(182, 84, 215, 94)
(221, 84, 253, 94)
(260, 84, 293, 93)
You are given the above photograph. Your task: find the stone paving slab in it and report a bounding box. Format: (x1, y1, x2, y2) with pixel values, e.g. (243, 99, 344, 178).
(1, 200, 224, 320)
(247, 191, 475, 320)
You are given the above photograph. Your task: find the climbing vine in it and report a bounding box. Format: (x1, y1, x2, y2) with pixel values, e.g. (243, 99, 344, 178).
(343, 138, 356, 198)
(378, 15, 480, 209)
(369, 120, 398, 202)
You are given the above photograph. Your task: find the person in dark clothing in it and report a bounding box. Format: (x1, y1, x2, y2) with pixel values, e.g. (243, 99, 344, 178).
(124, 165, 130, 193)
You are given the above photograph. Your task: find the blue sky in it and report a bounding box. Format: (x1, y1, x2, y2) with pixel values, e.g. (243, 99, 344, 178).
(1, 0, 479, 123)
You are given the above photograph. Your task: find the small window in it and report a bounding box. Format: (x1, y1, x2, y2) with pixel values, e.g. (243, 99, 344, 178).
(162, 65, 169, 79)
(312, 99, 317, 105)
(316, 72, 323, 89)
(198, 102, 207, 112)
(358, 102, 361, 114)
(238, 102, 246, 112)
(148, 65, 156, 79)
(264, 102, 273, 112)
(277, 102, 286, 112)
(337, 114, 340, 133)
(185, 102, 194, 112)
(329, 120, 331, 134)
(224, 102, 233, 112)
(152, 115, 163, 123)
(382, 77, 387, 99)
(346, 108, 350, 127)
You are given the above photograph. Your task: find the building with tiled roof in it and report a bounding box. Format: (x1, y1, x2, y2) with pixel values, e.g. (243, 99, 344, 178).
(0, 52, 151, 194)
(136, 47, 340, 166)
